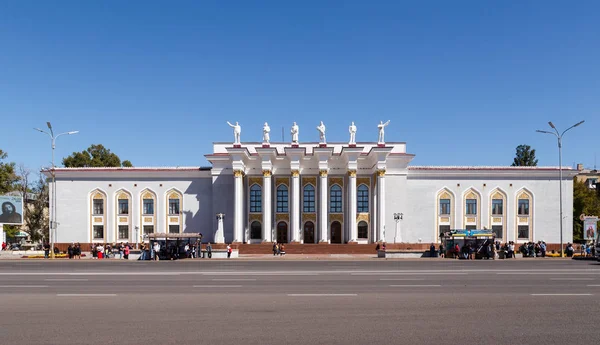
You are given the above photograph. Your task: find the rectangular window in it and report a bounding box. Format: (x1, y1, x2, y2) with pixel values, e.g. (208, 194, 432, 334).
(169, 199, 180, 215)
(518, 200, 529, 215)
(492, 199, 503, 215)
(303, 188, 315, 213)
(439, 199, 450, 215)
(250, 188, 262, 213)
(93, 225, 104, 239)
(439, 225, 450, 237)
(466, 225, 477, 231)
(466, 199, 477, 215)
(357, 189, 369, 213)
(330, 190, 342, 213)
(518, 225, 529, 239)
(277, 188, 288, 213)
(93, 199, 104, 215)
(169, 225, 180, 234)
(118, 225, 129, 240)
(143, 199, 154, 215)
(118, 199, 129, 215)
(492, 225, 503, 239)
(143, 225, 154, 235)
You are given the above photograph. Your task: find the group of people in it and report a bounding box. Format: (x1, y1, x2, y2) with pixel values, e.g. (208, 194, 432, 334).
(517, 241, 548, 258)
(89, 242, 131, 259)
(578, 242, 596, 257)
(272, 243, 286, 256)
(67, 243, 83, 259)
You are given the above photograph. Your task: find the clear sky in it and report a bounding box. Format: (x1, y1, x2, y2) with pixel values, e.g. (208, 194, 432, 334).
(1, 0, 598, 171)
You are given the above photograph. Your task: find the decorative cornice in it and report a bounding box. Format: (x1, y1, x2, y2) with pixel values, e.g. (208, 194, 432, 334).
(319, 170, 328, 177)
(356, 177, 370, 187)
(348, 170, 357, 177)
(262, 170, 272, 177)
(248, 176, 263, 187)
(329, 177, 343, 187)
(302, 176, 317, 187)
(233, 170, 244, 178)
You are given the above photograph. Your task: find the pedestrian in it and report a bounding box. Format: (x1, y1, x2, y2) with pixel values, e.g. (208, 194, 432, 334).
(139, 243, 146, 260)
(540, 241, 546, 258)
(429, 243, 436, 258)
(279, 243, 286, 256)
(119, 242, 124, 259)
(273, 242, 278, 256)
(153, 242, 161, 261)
(227, 244, 232, 258)
(67, 244, 73, 259)
(124, 244, 130, 260)
(438, 244, 445, 258)
(207, 243, 212, 258)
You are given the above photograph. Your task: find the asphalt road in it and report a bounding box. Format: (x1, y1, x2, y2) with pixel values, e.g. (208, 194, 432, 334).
(1, 259, 599, 345)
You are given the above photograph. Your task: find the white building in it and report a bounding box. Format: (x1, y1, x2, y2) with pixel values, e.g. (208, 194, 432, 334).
(45, 140, 575, 248)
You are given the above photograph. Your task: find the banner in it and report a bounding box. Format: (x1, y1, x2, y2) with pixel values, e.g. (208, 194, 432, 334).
(583, 217, 598, 241)
(0, 195, 23, 225)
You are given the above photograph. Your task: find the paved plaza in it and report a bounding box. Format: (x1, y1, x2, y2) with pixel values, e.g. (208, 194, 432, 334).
(0, 260, 599, 344)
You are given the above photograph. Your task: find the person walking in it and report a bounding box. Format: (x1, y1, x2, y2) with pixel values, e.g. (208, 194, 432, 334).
(227, 244, 232, 258)
(206, 243, 212, 258)
(272, 242, 278, 256)
(153, 242, 160, 261)
(123, 244, 130, 260)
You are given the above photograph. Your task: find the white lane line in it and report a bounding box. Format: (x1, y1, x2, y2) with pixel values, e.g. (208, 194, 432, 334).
(389, 285, 441, 287)
(45, 279, 89, 282)
(586, 285, 600, 287)
(353, 273, 467, 276)
(57, 294, 117, 297)
(380, 278, 425, 281)
(550, 278, 594, 281)
(499, 273, 600, 275)
(531, 294, 593, 296)
(211, 279, 256, 281)
(0, 285, 49, 288)
(193, 285, 243, 288)
(287, 294, 357, 297)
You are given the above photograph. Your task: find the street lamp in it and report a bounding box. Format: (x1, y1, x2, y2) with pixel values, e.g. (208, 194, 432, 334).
(536, 120, 584, 257)
(393, 212, 403, 243)
(34, 123, 79, 258)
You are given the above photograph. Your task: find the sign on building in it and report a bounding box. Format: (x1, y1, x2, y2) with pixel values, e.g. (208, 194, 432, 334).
(0, 195, 24, 225)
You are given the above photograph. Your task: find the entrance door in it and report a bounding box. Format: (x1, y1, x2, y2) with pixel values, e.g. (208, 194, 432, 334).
(277, 222, 288, 243)
(303, 221, 315, 244)
(330, 221, 342, 244)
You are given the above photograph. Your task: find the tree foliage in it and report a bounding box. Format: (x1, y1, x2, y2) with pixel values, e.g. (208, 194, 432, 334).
(15, 165, 49, 242)
(573, 178, 600, 242)
(511, 145, 539, 167)
(0, 149, 18, 194)
(62, 144, 132, 168)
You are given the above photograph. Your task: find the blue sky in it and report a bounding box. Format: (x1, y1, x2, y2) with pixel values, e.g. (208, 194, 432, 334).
(1, 0, 598, 171)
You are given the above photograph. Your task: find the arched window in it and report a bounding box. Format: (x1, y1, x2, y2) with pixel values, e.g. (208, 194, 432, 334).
(303, 184, 315, 213)
(357, 184, 369, 212)
(250, 221, 262, 240)
(250, 184, 262, 213)
(358, 221, 368, 239)
(330, 185, 342, 213)
(276, 185, 288, 213)
(90, 189, 107, 241)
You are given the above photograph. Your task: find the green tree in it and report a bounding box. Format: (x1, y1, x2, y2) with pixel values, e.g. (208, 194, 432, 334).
(62, 144, 132, 168)
(0, 149, 18, 194)
(572, 178, 600, 241)
(15, 165, 49, 242)
(511, 144, 539, 167)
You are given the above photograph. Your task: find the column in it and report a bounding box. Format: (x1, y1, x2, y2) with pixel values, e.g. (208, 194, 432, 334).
(377, 169, 386, 242)
(262, 170, 272, 242)
(348, 170, 357, 242)
(290, 170, 300, 242)
(319, 170, 328, 243)
(233, 170, 244, 243)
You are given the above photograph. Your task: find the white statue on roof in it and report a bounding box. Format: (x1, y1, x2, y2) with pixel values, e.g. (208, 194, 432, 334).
(291, 122, 299, 144)
(226, 121, 241, 145)
(316, 121, 326, 144)
(349, 122, 357, 145)
(263, 122, 270, 144)
(377, 120, 390, 144)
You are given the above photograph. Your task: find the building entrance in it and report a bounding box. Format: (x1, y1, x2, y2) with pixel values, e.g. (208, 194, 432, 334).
(330, 221, 342, 244)
(303, 221, 315, 244)
(277, 221, 288, 243)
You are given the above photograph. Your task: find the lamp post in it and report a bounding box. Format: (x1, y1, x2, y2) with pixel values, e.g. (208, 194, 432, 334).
(34, 123, 79, 259)
(393, 213, 403, 243)
(536, 120, 584, 257)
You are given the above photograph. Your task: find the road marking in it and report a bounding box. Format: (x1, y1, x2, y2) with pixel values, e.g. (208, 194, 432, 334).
(499, 273, 600, 275)
(211, 279, 256, 281)
(389, 285, 441, 287)
(353, 272, 467, 276)
(0, 285, 48, 288)
(193, 285, 243, 288)
(380, 278, 425, 281)
(44, 279, 89, 282)
(57, 294, 117, 297)
(530, 294, 593, 296)
(287, 294, 357, 297)
(587, 285, 600, 287)
(550, 278, 594, 281)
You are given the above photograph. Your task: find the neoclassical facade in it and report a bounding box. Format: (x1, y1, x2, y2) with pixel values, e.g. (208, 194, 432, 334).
(46, 141, 575, 246)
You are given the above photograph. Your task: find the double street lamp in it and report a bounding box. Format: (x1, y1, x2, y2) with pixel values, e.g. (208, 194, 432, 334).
(34, 122, 79, 258)
(536, 120, 584, 257)
(393, 212, 403, 243)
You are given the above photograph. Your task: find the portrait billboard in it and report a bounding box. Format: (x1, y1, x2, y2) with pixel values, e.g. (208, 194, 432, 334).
(0, 195, 23, 225)
(584, 217, 598, 241)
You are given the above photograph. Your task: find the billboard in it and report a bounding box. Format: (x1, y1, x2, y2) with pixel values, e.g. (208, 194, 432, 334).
(583, 217, 598, 241)
(0, 195, 23, 225)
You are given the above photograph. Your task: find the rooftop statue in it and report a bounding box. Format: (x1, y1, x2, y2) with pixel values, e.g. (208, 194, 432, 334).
(316, 121, 326, 144)
(349, 122, 357, 145)
(263, 122, 270, 144)
(377, 120, 390, 144)
(291, 122, 299, 144)
(226, 121, 241, 145)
